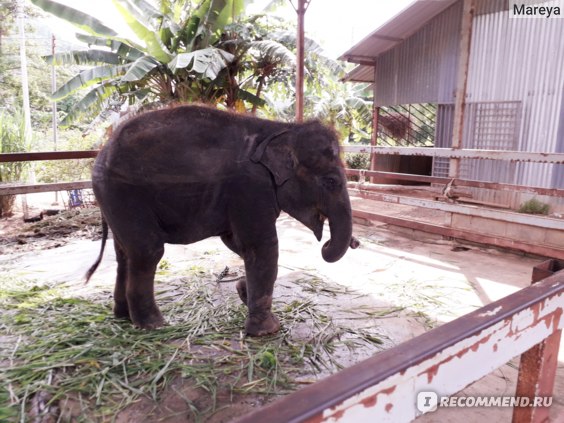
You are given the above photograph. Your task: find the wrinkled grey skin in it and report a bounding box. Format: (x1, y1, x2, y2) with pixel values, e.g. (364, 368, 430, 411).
(86, 105, 357, 336)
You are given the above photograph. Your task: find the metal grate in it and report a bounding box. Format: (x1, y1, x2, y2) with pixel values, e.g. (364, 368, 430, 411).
(377, 103, 437, 147)
(433, 103, 455, 177)
(461, 101, 522, 184)
(466, 101, 521, 150)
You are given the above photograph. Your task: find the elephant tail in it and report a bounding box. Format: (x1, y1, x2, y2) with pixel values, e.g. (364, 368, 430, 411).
(84, 217, 108, 284)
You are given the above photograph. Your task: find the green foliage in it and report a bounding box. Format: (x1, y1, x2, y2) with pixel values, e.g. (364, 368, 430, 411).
(0, 112, 29, 216)
(344, 153, 370, 182)
(0, 22, 48, 130)
(257, 33, 373, 140)
(158, 258, 171, 271)
(345, 153, 370, 171)
(518, 198, 550, 215)
(30, 0, 373, 139)
(35, 130, 98, 183)
(31, 0, 271, 126)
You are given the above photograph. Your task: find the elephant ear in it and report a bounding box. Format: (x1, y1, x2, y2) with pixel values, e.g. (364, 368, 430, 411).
(251, 130, 297, 186)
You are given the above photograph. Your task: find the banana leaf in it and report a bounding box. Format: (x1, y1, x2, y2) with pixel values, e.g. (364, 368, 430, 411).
(51, 65, 128, 101)
(121, 56, 159, 82)
(44, 50, 122, 66)
(235, 88, 266, 107)
(168, 47, 234, 80)
(112, 0, 172, 63)
(75, 34, 145, 62)
(60, 83, 118, 127)
(30, 0, 117, 37)
(250, 40, 296, 66)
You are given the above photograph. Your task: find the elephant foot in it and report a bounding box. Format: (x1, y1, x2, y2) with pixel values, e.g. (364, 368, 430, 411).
(236, 279, 248, 305)
(113, 301, 131, 320)
(245, 311, 280, 337)
(130, 306, 165, 330)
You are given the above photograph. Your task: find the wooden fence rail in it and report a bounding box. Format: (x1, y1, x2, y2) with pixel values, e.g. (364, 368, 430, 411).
(236, 260, 564, 423)
(0, 150, 99, 163)
(343, 146, 564, 164)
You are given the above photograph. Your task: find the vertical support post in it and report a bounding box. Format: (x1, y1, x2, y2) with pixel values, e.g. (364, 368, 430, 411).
(51, 34, 59, 204)
(17, 0, 33, 217)
(369, 64, 379, 183)
(51, 34, 57, 152)
(512, 260, 564, 423)
(370, 109, 380, 183)
(450, 0, 475, 178)
(294, 0, 309, 123)
(17, 0, 32, 147)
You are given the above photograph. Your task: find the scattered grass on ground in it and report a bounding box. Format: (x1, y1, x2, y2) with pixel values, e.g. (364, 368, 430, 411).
(0, 268, 387, 422)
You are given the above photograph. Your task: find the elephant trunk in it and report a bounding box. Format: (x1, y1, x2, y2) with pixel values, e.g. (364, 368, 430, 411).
(321, 201, 353, 263)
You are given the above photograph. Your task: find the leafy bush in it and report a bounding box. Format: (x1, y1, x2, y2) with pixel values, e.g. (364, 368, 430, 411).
(518, 198, 550, 215)
(35, 130, 99, 183)
(345, 153, 370, 170)
(0, 112, 28, 217)
(345, 153, 370, 182)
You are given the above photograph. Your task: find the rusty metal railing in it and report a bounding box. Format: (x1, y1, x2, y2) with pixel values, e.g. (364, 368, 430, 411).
(235, 260, 564, 423)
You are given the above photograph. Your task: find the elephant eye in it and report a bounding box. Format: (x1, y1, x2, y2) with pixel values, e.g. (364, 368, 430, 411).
(322, 176, 339, 191)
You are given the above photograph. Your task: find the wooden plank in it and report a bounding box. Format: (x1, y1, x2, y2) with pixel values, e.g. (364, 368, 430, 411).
(345, 168, 564, 197)
(450, 0, 475, 178)
(235, 271, 564, 423)
(351, 208, 564, 260)
(342, 146, 564, 164)
(0, 150, 99, 163)
(0, 181, 92, 195)
(350, 189, 564, 231)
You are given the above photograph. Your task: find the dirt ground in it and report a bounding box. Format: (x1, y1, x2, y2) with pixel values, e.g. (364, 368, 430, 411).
(1, 192, 563, 422)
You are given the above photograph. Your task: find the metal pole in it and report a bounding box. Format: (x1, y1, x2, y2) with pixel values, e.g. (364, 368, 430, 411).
(51, 34, 59, 203)
(450, 0, 474, 178)
(17, 0, 33, 217)
(51, 34, 57, 151)
(17, 0, 32, 147)
(294, 0, 310, 123)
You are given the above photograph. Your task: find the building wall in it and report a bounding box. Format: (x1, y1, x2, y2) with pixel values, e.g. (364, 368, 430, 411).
(374, 2, 462, 107)
(465, 2, 564, 192)
(372, 0, 564, 208)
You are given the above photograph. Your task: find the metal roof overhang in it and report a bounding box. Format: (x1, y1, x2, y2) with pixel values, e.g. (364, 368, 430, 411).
(339, 0, 459, 82)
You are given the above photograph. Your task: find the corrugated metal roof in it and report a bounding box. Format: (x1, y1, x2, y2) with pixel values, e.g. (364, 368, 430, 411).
(342, 65, 373, 83)
(339, 0, 459, 67)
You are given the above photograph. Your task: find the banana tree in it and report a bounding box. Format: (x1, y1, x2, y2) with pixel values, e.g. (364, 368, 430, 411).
(31, 0, 275, 126)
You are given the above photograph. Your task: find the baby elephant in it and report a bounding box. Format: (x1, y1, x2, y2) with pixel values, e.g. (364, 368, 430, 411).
(86, 105, 357, 336)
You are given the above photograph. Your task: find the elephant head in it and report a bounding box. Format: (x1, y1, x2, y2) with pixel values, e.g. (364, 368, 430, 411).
(251, 121, 353, 263)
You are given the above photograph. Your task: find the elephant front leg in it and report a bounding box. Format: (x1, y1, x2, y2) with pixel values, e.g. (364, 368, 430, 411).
(243, 241, 281, 336)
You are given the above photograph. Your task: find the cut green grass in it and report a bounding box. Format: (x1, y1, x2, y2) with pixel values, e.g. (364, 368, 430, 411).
(1, 269, 386, 422)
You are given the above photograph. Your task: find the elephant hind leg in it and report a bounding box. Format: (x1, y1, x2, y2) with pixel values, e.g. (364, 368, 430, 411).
(221, 233, 248, 306)
(125, 244, 166, 330)
(113, 239, 130, 320)
(236, 279, 248, 305)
